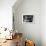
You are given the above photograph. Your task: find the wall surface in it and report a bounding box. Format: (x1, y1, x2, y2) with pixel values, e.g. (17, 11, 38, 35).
(0, 0, 16, 30)
(13, 0, 41, 46)
(41, 0, 46, 46)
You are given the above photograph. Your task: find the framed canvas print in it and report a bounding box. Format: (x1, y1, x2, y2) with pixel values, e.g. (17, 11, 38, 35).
(22, 15, 34, 23)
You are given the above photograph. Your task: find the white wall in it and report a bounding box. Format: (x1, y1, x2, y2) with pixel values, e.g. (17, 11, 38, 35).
(13, 0, 41, 46)
(0, 0, 16, 30)
(41, 0, 46, 46)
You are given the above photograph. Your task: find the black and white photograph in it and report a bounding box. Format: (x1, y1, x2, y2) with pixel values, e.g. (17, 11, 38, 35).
(23, 15, 33, 22)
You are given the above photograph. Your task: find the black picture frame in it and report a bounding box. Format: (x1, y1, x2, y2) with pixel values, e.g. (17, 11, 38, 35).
(23, 15, 33, 22)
